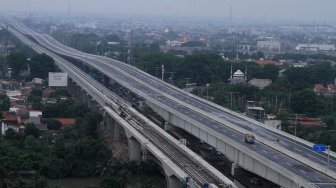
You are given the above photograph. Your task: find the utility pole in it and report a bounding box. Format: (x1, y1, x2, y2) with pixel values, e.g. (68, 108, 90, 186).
(161, 64, 164, 81)
(223, 92, 239, 110)
(327, 145, 330, 173)
(206, 84, 210, 100)
(293, 114, 299, 151)
(185, 78, 191, 91)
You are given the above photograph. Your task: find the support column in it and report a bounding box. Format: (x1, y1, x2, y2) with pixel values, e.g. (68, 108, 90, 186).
(91, 99, 98, 112)
(162, 163, 182, 188)
(113, 122, 120, 142)
(86, 95, 92, 109)
(231, 163, 243, 176)
(163, 122, 176, 131)
(80, 89, 86, 102)
(105, 116, 120, 142)
(166, 175, 181, 188)
(128, 137, 141, 161)
(106, 116, 114, 131)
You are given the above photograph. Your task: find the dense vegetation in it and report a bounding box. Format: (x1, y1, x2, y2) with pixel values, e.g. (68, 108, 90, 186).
(0, 110, 108, 187)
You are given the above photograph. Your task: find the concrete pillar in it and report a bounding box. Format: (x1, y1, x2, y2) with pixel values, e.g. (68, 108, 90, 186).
(113, 122, 120, 142)
(86, 95, 92, 109)
(162, 163, 182, 188)
(128, 137, 141, 161)
(91, 100, 98, 112)
(104, 116, 120, 142)
(163, 122, 176, 131)
(80, 89, 85, 102)
(103, 114, 108, 128)
(106, 116, 114, 131)
(231, 163, 243, 176)
(166, 175, 181, 188)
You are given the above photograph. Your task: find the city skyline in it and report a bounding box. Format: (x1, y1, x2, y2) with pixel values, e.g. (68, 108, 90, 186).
(0, 0, 335, 23)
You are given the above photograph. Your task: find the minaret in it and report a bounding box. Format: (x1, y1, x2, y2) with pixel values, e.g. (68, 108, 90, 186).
(244, 65, 247, 80)
(230, 64, 233, 79)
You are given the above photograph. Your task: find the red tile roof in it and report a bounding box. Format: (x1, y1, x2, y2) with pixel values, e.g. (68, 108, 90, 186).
(2, 112, 17, 122)
(327, 84, 336, 89)
(314, 84, 325, 90)
(255, 60, 281, 66)
(297, 121, 322, 126)
(55, 118, 76, 126)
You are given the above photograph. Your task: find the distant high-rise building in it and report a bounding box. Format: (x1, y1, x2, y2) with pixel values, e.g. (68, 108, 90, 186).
(257, 40, 281, 58)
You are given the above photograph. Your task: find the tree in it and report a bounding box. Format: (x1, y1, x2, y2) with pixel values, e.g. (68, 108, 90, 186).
(290, 89, 321, 116)
(118, 167, 130, 188)
(141, 180, 157, 188)
(96, 159, 115, 179)
(100, 177, 122, 188)
(53, 136, 66, 158)
(260, 64, 279, 81)
(8, 52, 28, 78)
(24, 135, 41, 151)
(4, 128, 20, 142)
(81, 112, 103, 138)
(181, 41, 206, 47)
(29, 53, 57, 79)
(46, 119, 62, 130)
(0, 94, 10, 112)
(25, 123, 40, 138)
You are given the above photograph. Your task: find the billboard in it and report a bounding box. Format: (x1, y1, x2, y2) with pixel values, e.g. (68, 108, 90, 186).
(48, 72, 68, 87)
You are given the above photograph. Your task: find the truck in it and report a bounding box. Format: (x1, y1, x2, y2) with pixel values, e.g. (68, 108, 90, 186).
(244, 133, 256, 144)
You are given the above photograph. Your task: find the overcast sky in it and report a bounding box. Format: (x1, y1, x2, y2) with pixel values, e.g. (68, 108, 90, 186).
(1, 0, 335, 23)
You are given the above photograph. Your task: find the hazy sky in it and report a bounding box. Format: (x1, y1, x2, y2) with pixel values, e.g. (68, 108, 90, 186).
(1, 0, 335, 22)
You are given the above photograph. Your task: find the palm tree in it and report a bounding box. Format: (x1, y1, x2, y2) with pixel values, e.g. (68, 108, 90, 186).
(118, 167, 130, 188)
(95, 159, 115, 179)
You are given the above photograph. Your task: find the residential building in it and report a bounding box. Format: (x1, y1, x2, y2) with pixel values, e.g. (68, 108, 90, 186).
(295, 44, 336, 52)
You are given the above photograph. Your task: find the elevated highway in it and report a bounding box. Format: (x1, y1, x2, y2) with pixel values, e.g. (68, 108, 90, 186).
(7, 23, 236, 188)
(7, 18, 336, 188)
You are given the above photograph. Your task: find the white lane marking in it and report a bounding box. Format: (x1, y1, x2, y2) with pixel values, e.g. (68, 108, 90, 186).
(314, 177, 321, 182)
(262, 150, 268, 153)
(222, 129, 227, 132)
(252, 145, 257, 147)
(273, 156, 279, 159)
(286, 162, 293, 166)
(299, 170, 306, 174)
(232, 134, 237, 137)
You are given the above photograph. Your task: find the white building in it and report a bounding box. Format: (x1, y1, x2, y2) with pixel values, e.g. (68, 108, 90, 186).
(257, 40, 281, 53)
(1, 122, 19, 135)
(295, 44, 336, 52)
(229, 69, 247, 84)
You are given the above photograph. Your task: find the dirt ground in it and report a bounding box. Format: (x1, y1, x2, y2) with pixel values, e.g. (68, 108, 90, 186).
(97, 123, 129, 160)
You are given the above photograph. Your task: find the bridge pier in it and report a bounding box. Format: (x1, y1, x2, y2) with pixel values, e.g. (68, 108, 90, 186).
(91, 100, 98, 112)
(113, 123, 120, 142)
(163, 122, 177, 131)
(128, 137, 141, 161)
(231, 163, 244, 176)
(162, 163, 182, 188)
(105, 116, 120, 142)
